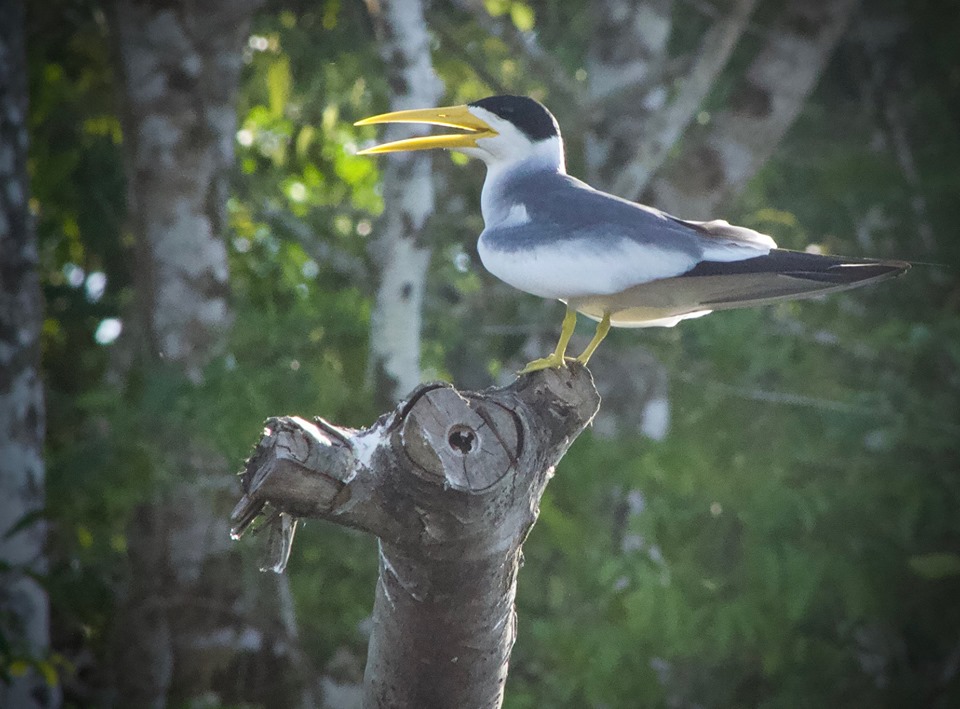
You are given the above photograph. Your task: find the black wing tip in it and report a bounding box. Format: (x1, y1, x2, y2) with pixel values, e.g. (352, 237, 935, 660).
(829, 258, 911, 271)
(803, 259, 912, 284)
(687, 251, 911, 282)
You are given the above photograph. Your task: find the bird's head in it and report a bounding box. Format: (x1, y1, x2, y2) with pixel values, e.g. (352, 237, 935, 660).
(355, 95, 564, 173)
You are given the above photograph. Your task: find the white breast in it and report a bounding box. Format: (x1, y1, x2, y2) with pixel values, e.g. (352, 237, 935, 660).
(477, 232, 698, 300)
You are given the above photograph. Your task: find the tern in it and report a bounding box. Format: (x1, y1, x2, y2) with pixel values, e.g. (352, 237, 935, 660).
(356, 95, 909, 373)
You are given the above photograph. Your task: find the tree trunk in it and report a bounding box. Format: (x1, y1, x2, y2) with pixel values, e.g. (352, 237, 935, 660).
(606, 0, 759, 201)
(112, 0, 249, 380)
(0, 2, 57, 706)
(107, 2, 310, 707)
(231, 366, 601, 708)
(585, 0, 673, 188)
(364, 0, 444, 406)
(644, 0, 861, 219)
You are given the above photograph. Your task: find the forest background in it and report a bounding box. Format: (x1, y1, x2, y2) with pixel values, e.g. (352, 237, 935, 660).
(3, 0, 959, 707)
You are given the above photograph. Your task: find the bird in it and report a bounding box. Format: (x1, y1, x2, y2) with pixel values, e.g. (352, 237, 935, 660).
(355, 95, 909, 373)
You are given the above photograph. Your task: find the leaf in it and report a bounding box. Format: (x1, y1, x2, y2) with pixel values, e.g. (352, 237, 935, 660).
(908, 553, 960, 579)
(77, 525, 94, 549)
(510, 3, 535, 31)
(267, 56, 292, 120)
(484, 0, 509, 16)
(295, 124, 315, 158)
(37, 659, 59, 687)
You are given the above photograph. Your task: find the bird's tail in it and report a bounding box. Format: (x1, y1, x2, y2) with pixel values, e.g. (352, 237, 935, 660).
(680, 249, 910, 308)
(576, 249, 910, 328)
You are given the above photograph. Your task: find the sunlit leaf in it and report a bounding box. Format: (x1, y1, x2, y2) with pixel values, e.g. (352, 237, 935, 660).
(510, 3, 535, 32)
(483, 0, 509, 17)
(295, 124, 316, 157)
(8, 660, 29, 677)
(267, 56, 292, 119)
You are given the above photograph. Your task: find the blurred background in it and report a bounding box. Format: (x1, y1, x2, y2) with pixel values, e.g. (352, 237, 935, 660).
(4, 0, 959, 706)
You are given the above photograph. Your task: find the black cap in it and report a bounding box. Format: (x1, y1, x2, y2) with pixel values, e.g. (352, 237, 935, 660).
(468, 95, 559, 142)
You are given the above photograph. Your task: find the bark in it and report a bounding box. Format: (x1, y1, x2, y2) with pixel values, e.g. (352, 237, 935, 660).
(231, 366, 601, 708)
(365, 0, 444, 405)
(112, 0, 256, 381)
(608, 0, 759, 200)
(0, 1, 57, 706)
(585, 0, 673, 188)
(108, 2, 303, 707)
(644, 0, 862, 219)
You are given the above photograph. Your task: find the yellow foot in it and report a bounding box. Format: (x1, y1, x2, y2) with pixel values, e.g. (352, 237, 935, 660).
(519, 308, 579, 374)
(518, 352, 568, 374)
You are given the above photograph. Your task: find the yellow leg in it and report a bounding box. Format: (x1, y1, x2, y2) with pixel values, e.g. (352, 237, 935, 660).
(575, 313, 611, 365)
(519, 308, 578, 374)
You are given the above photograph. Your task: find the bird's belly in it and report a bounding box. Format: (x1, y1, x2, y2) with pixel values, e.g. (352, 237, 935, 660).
(570, 277, 706, 314)
(569, 271, 817, 327)
(573, 298, 712, 328)
(477, 229, 696, 301)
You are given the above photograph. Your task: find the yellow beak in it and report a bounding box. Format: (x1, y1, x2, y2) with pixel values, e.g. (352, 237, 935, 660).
(354, 104, 497, 155)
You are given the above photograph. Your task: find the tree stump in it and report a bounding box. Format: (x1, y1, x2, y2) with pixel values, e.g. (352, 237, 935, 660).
(231, 365, 600, 708)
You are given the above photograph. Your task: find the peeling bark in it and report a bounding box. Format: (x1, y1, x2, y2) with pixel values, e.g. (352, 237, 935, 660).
(645, 0, 861, 218)
(232, 366, 601, 708)
(0, 2, 56, 706)
(365, 0, 444, 405)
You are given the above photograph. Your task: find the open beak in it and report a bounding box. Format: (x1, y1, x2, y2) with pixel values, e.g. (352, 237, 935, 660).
(354, 104, 496, 155)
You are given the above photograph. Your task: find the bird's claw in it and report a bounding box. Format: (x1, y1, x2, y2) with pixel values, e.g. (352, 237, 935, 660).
(518, 352, 568, 374)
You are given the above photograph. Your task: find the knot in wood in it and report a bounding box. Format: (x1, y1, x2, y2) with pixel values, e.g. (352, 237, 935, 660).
(401, 387, 521, 492)
(447, 425, 477, 455)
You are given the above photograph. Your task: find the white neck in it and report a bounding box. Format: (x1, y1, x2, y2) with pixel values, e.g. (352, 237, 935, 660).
(476, 136, 565, 227)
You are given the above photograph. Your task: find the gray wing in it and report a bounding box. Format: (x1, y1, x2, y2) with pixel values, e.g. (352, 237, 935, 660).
(494, 172, 775, 268)
(507, 172, 706, 255)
